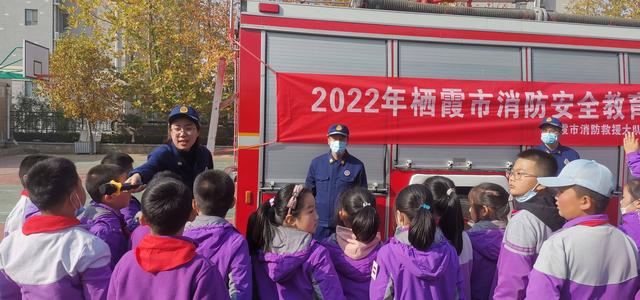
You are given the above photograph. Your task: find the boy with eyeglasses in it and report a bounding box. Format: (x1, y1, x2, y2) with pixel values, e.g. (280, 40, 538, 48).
(493, 149, 566, 300)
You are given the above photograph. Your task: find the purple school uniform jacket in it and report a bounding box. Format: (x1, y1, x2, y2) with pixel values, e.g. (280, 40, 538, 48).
(108, 234, 230, 300)
(494, 192, 565, 300)
(628, 151, 640, 178)
(183, 215, 252, 300)
(84, 201, 130, 268)
(252, 226, 345, 300)
(120, 196, 141, 232)
(321, 234, 380, 299)
(370, 227, 465, 300)
(129, 224, 150, 249)
(526, 214, 640, 299)
(620, 211, 640, 249)
(467, 220, 505, 300)
(0, 215, 112, 300)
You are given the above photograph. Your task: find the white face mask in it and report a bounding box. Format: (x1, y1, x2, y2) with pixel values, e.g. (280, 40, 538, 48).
(541, 132, 558, 145)
(329, 140, 347, 155)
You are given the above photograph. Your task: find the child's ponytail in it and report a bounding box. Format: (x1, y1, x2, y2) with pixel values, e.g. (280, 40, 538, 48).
(396, 184, 437, 251)
(248, 199, 275, 255)
(337, 187, 380, 243)
(424, 176, 464, 254)
(247, 184, 311, 255)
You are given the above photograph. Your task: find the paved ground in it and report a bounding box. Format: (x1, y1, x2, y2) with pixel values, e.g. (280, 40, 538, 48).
(0, 152, 235, 232)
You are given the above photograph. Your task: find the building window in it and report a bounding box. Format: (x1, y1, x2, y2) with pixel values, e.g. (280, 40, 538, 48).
(24, 82, 33, 97)
(25, 9, 38, 26)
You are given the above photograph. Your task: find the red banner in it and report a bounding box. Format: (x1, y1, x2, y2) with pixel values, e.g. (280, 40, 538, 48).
(276, 73, 640, 146)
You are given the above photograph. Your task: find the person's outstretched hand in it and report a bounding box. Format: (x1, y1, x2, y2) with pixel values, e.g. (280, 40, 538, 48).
(125, 173, 146, 193)
(624, 132, 639, 154)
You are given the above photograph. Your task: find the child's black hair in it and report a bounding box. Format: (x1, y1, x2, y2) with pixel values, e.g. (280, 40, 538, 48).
(247, 184, 312, 255)
(26, 157, 79, 211)
(336, 186, 379, 243)
(193, 170, 235, 218)
(141, 177, 193, 235)
(573, 185, 610, 213)
(19, 154, 51, 187)
(101, 152, 134, 170)
(151, 170, 183, 182)
(423, 176, 465, 255)
(86, 164, 126, 202)
(517, 149, 558, 177)
(468, 183, 510, 222)
(395, 184, 437, 251)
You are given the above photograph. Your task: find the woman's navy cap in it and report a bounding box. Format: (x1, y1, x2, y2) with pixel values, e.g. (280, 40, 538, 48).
(168, 105, 200, 125)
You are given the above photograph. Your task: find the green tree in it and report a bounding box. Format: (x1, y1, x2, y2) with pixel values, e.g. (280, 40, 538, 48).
(37, 33, 122, 153)
(66, 0, 234, 115)
(568, 0, 639, 18)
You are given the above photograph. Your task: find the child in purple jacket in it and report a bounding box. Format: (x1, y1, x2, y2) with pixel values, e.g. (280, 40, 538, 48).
(101, 152, 141, 232)
(466, 183, 509, 300)
(321, 186, 381, 299)
(370, 184, 465, 300)
(1, 157, 112, 299)
(247, 184, 345, 300)
(108, 177, 229, 300)
(3, 154, 50, 237)
(183, 170, 252, 300)
(83, 164, 132, 268)
(619, 179, 640, 249)
(527, 159, 640, 298)
(424, 176, 473, 300)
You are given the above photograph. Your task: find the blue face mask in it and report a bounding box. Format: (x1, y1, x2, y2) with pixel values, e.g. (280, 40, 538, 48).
(515, 184, 539, 203)
(75, 206, 86, 217)
(329, 140, 347, 155)
(541, 132, 558, 145)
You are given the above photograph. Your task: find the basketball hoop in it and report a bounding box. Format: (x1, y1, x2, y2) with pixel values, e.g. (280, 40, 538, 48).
(23, 40, 49, 80)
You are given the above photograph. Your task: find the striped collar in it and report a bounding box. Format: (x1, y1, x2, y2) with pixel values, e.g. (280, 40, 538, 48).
(563, 214, 609, 229)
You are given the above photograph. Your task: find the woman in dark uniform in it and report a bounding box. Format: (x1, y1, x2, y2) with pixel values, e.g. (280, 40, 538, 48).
(125, 105, 213, 190)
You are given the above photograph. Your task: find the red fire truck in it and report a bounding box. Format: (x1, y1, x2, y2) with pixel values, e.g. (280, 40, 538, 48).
(232, 0, 640, 237)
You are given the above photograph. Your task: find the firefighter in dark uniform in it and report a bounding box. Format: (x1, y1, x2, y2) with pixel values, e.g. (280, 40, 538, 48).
(533, 117, 580, 174)
(125, 105, 213, 190)
(305, 124, 367, 240)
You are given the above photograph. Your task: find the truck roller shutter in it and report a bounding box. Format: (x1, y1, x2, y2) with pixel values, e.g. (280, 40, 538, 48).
(264, 32, 387, 187)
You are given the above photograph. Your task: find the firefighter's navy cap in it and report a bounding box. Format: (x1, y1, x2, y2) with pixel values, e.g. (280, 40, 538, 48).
(539, 117, 562, 130)
(327, 124, 349, 137)
(168, 105, 200, 126)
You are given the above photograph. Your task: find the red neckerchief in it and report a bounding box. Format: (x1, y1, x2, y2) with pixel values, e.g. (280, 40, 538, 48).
(22, 215, 81, 235)
(135, 235, 197, 273)
(21, 190, 29, 197)
(575, 219, 608, 227)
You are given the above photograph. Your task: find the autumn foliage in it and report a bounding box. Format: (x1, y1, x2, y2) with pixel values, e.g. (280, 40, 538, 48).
(48, 0, 234, 116)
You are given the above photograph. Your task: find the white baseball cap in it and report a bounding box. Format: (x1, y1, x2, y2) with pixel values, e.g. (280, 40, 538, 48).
(537, 159, 614, 197)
